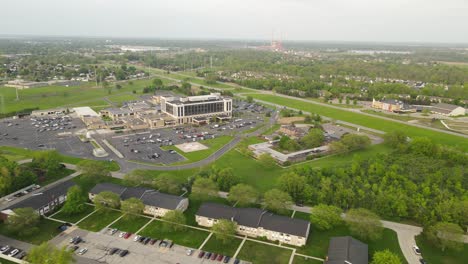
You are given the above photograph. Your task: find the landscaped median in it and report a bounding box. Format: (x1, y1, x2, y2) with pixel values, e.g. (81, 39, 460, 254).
(249, 93, 468, 151)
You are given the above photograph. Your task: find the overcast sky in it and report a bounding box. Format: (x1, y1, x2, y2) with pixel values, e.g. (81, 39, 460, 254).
(1, 0, 467, 43)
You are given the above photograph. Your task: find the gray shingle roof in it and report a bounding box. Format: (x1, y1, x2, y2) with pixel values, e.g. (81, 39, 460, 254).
(89, 183, 126, 196)
(141, 191, 187, 210)
(326, 236, 368, 264)
(196, 203, 310, 237)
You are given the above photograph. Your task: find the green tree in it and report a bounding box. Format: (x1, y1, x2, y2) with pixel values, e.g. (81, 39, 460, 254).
(27, 242, 74, 264)
(426, 222, 464, 252)
(228, 184, 258, 206)
(60, 186, 87, 215)
(257, 153, 277, 167)
(6, 207, 40, 236)
(246, 96, 254, 103)
(77, 160, 111, 179)
(152, 78, 163, 87)
(329, 141, 349, 154)
(371, 250, 402, 264)
(310, 204, 343, 230)
(341, 134, 371, 151)
(123, 170, 152, 186)
(262, 189, 293, 214)
(409, 137, 438, 157)
(93, 191, 120, 210)
(205, 73, 218, 84)
(32, 150, 62, 177)
(384, 130, 408, 148)
(345, 208, 383, 241)
(210, 167, 240, 192)
(278, 172, 308, 202)
(161, 210, 186, 232)
(191, 177, 219, 200)
(153, 173, 181, 194)
(212, 219, 237, 244)
(300, 128, 325, 148)
(121, 197, 144, 219)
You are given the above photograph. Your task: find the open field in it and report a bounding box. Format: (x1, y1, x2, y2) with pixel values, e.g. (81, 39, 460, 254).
(201, 236, 243, 257)
(51, 204, 95, 224)
(0, 218, 62, 245)
(415, 235, 468, 264)
(250, 94, 468, 151)
(77, 209, 122, 232)
(138, 220, 210, 248)
(237, 240, 293, 264)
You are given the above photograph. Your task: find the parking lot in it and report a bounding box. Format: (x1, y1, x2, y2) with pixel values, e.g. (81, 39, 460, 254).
(51, 227, 243, 264)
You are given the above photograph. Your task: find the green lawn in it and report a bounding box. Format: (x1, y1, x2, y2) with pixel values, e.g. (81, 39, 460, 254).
(106, 93, 139, 104)
(250, 94, 468, 151)
(202, 235, 243, 256)
(162, 136, 234, 164)
(77, 209, 122, 232)
(138, 220, 210, 248)
(110, 215, 151, 234)
(415, 234, 467, 264)
(0, 257, 19, 264)
(237, 240, 293, 264)
(52, 204, 95, 224)
(293, 256, 323, 264)
(0, 218, 62, 245)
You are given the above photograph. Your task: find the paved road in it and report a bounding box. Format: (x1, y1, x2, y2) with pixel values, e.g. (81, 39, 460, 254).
(382, 221, 423, 264)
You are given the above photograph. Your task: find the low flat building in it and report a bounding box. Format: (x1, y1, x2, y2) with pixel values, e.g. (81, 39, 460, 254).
(100, 108, 134, 120)
(325, 236, 368, 264)
(89, 183, 188, 217)
(431, 103, 466, 116)
(196, 203, 310, 246)
(0, 180, 76, 220)
(31, 108, 69, 117)
(249, 141, 328, 164)
(371, 98, 415, 113)
(279, 124, 309, 139)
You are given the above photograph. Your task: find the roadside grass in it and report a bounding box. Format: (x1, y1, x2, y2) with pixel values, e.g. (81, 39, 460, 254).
(161, 136, 234, 164)
(293, 256, 324, 264)
(237, 240, 293, 264)
(0, 258, 18, 264)
(250, 94, 468, 151)
(77, 209, 122, 232)
(415, 234, 468, 264)
(110, 215, 151, 234)
(0, 218, 62, 245)
(106, 93, 139, 104)
(138, 220, 210, 249)
(201, 236, 243, 256)
(0, 146, 120, 171)
(52, 204, 95, 224)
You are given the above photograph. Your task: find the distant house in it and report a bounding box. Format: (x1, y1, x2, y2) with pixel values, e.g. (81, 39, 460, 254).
(0, 180, 76, 220)
(325, 236, 368, 264)
(372, 98, 415, 113)
(431, 103, 466, 116)
(196, 202, 310, 246)
(88, 183, 188, 217)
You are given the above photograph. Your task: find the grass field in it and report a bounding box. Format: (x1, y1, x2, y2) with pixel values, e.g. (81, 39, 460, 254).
(415, 234, 468, 264)
(77, 209, 122, 232)
(250, 94, 468, 151)
(201, 236, 243, 256)
(0, 258, 18, 264)
(52, 204, 95, 224)
(161, 136, 234, 164)
(138, 220, 210, 248)
(293, 256, 324, 264)
(237, 240, 293, 264)
(110, 215, 151, 234)
(0, 218, 62, 245)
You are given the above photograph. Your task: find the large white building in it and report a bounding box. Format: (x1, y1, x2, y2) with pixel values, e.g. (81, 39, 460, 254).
(160, 93, 232, 124)
(431, 103, 466, 117)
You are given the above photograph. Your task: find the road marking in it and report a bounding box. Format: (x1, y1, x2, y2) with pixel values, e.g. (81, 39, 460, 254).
(232, 236, 247, 259)
(198, 232, 213, 250)
(135, 217, 155, 235)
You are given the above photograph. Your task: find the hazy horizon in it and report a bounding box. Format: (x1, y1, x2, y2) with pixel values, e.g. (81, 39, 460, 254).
(1, 0, 468, 44)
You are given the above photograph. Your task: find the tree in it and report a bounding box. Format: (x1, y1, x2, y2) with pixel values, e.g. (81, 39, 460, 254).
(345, 208, 383, 241)
(32, 150, 62, 178)
(77, 160, 111, 179)
(60, 186, 87, 215)
(228, 184, 258, 206)
(310, 204, 343, 230)
(6, 207, 40, 236)
(152, 78, 163, 87)
(93, 191, 120, 210)
(27, 242, 74, 264)
(191, 177, 219, 200)
(205, 73, 218, 84)
(278, 172, 308, 202)
(409, 137, 438, 157)
(426, 222, 464, 252)
(246, 96, 254, 103)
(123, 170, 152, 186)
(257, 153, 277, 167)
(153, 173, 181, 194)
(210, 167, 240, 191)
(121, 197, 144, 219)
(329, 141, 349, 154)
(371, 250, 402, 264)
(341, 134, 371, 151)
(161, 210, 186, 232)
(262, 189, 293, 214)
(300, 128, 325, 149)
(212, 219, 237, 244)
(384, 130, 408, 148)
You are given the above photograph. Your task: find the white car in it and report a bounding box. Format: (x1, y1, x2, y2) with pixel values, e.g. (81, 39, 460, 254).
(0, 246, 10, 254)
(8, 249, 19, 257)
(186, 249, 194, 256)
(412, 245, 421, 255)
(119, 232, 126, 238)
(133, 235, 141, 242)
(78, 248, 88, 255)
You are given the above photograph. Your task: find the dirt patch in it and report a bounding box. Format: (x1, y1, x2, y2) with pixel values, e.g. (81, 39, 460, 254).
(278, 116, 305, 124)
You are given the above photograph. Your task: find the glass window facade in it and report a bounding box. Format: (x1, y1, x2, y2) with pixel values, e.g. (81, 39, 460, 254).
(183, 102, 225, 116)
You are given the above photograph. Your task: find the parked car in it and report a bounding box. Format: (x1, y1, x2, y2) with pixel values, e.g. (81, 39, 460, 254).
(133, 235, 141, 242)
(223, 256, 231, 263)
(109, 248, 119, 255)
(186, 249, 194, 256)
(217, 254, 224, 261)
(205, 252, 212, 259)
(119, 250, 129, 257)
(419, 259, 427, 264)
(149, 239, 156, 245)
(234, 259, 240, 264)
(413, 245, 421, 255)
(68, 245, 79, 252)
(0, 245, 10, 254)
(198, 251, 205, 258)
(211, 253, 218, 260)
(14, 251, 26, 259)
(109, 228, 118, 235)
(168, 240, 174, 248)
(78, 248, 88, 255)
(124, 232, 132, 239)
(8, 249, 20, 257)
(119, 232, 126, 238)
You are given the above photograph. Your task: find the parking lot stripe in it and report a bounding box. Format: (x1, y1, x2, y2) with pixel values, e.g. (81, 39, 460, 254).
(198, 232, 213, 250)
(135, 217, 154, 235)
(232, 236, 247, 260)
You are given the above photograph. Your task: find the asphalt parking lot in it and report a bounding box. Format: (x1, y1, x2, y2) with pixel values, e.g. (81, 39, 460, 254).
(51, 227, 239, 264)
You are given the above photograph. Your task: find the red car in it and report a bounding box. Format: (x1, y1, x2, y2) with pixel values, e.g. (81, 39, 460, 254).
(124, 233, 132, 239)
(211, 253, 217, 260)
(217, 255, 224, 261)
(198, 251, 205, 258)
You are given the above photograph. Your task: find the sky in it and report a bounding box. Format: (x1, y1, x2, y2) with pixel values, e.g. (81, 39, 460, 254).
(1, 0, 468, 43)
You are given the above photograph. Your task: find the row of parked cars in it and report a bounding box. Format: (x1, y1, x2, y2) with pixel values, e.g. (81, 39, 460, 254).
(68, 236, 88, 255)
(197, 251, 237, 263)
(0, 245, 26, 259)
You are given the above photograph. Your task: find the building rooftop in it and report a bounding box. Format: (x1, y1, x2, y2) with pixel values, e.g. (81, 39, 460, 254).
(325, 236, 368, 264)
(432, 103, 463, 112)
